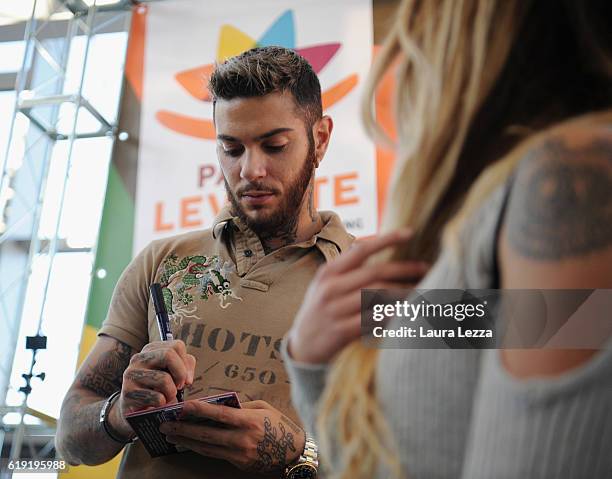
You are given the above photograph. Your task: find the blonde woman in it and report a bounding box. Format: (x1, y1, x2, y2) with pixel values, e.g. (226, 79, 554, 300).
(283, 0, 612, 478)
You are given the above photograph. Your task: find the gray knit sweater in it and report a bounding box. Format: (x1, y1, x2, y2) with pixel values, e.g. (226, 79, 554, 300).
(282, 184, 612, 478)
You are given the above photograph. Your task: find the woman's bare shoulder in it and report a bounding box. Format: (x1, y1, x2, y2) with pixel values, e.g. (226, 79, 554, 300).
(502, 121, 612, 265)
(497, 121, 612, 378)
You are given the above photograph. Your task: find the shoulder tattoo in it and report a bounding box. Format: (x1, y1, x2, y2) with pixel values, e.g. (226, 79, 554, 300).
(506, 136, 612, 260)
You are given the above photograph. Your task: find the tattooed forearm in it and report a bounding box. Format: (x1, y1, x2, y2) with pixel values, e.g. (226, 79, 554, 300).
(56, 339, 134, 465)
(506, 136, 612, 260)
(77, 341, 133, 397)
(250, 416, 299, 472)
(56, 394, 126, 465)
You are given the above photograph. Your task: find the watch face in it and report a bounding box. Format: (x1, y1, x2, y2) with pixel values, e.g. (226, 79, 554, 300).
(286, 463, 317, 479)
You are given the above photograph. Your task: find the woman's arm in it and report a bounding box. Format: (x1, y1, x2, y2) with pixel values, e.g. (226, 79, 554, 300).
(459, 125, 612, 479)
(281, 342, 330, 437)
(499, 125, 612, 377)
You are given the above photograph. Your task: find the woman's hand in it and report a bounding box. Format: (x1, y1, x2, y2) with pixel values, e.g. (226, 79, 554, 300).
(286, 229, 429, 364)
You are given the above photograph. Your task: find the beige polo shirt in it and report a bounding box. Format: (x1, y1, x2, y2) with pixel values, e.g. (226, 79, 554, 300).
(98, 206, 353, 479)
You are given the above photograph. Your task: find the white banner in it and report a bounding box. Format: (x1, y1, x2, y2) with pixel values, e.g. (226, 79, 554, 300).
(135, 0, 375, 254)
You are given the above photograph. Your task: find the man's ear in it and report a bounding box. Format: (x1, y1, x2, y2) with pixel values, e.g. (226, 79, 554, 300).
(313, 116, 333, 168)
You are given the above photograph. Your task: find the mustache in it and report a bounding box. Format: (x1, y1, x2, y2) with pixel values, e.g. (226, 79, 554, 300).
(236, 182, 279, 196)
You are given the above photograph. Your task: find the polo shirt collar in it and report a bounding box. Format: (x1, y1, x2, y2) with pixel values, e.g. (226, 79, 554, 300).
(315, 210, 354, 258)
(211, 205, 354, 259)
(212, 205, 237, 239)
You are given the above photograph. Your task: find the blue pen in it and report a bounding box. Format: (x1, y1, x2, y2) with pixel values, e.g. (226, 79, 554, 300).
(150, 283, 184, 402)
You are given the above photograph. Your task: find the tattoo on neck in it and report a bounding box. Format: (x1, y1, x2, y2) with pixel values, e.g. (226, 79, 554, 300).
(259, 182, 319, 254)
(307, 181, 317, 223)
(250, 416, 298, 472)
(259, 221, 298, 255)
(507, 137, 612, 260)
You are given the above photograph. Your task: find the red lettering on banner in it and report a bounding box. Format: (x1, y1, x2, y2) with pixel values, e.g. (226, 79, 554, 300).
(313, 177, 328, 209)
(198, 165, 216, 188)
(334, 173, 359, 206)
(181, 196, 203, 228)
(155, 202, 175, 231)
(208, 193, 221, 216)
(197, 164, 225, 189)
(154, 193, 227, 234)
(314, 172, 360, 208)
(197, 167, 361, 210)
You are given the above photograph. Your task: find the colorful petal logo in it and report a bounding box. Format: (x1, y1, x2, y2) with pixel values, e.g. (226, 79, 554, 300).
(156, 10, 358, 140)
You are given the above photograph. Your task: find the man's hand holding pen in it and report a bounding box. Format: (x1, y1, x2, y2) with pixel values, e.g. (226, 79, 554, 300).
(108, 339, 196, 440)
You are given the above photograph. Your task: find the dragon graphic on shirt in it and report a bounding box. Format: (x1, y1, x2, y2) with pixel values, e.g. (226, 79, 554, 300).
(158, 253, 242, 320)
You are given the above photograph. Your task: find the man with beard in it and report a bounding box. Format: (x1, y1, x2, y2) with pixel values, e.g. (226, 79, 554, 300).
(56, 47, 357, 479)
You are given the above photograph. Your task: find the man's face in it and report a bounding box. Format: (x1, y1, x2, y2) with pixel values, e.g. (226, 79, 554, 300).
(214, 91, 316, 235)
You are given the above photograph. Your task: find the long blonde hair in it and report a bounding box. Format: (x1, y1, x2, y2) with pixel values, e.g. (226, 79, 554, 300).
(316, 0, 612, 477)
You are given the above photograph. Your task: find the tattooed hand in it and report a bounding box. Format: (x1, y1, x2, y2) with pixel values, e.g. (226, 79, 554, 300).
(159, 399, 305, 473)
(113, 340, 196, 438)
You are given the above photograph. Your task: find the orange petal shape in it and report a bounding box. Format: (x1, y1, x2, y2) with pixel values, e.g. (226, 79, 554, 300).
(322, 74, 358, 110)
(175, 63, 215, 101)
(124, 5, 147, 100)
(372, 44, 399, 225)
(156, 110, 216, 140)
(158, 74, 359, 140)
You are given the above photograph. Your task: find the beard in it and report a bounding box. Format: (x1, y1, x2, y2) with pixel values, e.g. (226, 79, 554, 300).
(225, 132, 316, 239)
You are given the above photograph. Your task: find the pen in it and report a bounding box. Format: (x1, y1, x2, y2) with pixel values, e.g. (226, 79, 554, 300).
(150, 283, 184, 402)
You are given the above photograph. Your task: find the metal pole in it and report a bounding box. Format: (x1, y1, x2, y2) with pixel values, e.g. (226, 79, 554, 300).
(33, 5, 98, 336)
(7, 348, 39, 462)
(0, 0, 74, 406)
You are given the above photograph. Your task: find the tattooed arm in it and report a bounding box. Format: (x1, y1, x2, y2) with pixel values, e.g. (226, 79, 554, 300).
(55, 335, 134, 465)
(56, 336, 196, 465)
(499, 126, 612, 378)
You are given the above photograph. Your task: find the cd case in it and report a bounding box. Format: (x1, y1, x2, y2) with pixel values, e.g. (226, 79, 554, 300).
(125, 392, 241, 457)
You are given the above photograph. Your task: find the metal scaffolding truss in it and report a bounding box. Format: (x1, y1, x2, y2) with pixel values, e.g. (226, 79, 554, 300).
(0, 405, 57, 472)
(0, 0, 132, 470)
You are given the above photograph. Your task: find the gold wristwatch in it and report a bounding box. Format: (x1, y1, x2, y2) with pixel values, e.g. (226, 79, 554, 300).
(284, 436, 318, 478)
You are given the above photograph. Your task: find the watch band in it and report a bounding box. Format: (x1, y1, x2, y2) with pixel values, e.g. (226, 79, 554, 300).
(285, 435, 318, 477)
(301, 436, 319, 468)
(99, 390, 134, 444)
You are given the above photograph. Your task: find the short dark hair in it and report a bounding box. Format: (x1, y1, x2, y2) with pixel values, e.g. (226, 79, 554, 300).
(209, 46, 323, 128)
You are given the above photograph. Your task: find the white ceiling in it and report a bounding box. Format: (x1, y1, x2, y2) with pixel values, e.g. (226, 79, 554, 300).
(0, 1, 126, 26)
(0, 1, 38, 26)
